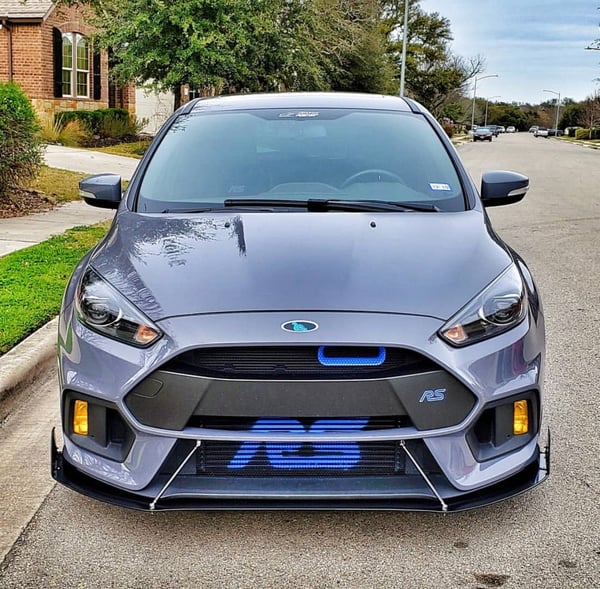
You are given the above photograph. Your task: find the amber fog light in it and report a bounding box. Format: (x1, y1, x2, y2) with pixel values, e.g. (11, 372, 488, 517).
(513, 400, 529, 435)
(73, 400, 89, 436)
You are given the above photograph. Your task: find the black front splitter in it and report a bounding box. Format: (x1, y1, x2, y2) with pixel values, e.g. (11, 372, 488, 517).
(51, 429, 550, 513)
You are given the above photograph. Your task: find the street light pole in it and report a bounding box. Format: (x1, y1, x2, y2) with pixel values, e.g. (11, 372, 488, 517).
(484, 95, 501, 127)
(399, 0, 409, 97)
(471, 74, 499, 130)
(543, 89, 561, 133)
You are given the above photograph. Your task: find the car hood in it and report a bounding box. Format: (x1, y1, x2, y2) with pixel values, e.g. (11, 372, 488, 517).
(90, 210, 512, 322)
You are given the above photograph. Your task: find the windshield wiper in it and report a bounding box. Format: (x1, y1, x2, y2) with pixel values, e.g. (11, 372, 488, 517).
(160, 206, 277, 213)
(223, 198, 440, 212)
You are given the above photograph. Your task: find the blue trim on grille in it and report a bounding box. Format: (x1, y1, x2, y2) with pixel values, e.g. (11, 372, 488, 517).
(317, 346, 386, 366)
(227, 418, 368, 470)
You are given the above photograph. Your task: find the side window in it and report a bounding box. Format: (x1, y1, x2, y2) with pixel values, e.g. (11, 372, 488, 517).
(60, 32, 89, 98)
(61, 34, 73, 96)
(76, 35, 89, 97)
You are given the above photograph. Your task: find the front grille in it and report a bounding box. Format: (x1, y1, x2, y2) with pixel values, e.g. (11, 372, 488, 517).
(162, 346, 438, 380)
(160, 418, 441, 478)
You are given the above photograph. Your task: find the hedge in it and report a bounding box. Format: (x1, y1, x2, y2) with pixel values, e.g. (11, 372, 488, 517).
(573, 128, 600, 140)
(55, 108, 131, 135)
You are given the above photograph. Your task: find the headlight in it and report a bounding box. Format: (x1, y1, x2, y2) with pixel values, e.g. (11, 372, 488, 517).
(439, 264, 527, 346)
(75, 268, 162, 347)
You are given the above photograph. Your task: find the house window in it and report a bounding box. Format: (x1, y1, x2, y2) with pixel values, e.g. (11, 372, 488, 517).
(62, 33, 89, 98)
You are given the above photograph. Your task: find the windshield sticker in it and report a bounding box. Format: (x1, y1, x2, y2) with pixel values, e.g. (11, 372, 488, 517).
(430, 183, 452, 191)
(278, 111, 320, 118)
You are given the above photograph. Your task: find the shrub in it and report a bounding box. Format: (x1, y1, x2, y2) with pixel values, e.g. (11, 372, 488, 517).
(591, 128, 600, 140)
(441, 121, 454, 138)
(54, 108, 140, 138)
(575, 128, 590, 140)
(40, 118, 90, 147)
(0, 82, 42, 196)
(99, 113, 146, 139)
(55, 109, 101, 134)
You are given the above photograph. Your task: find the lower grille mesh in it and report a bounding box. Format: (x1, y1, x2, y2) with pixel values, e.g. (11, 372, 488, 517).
(160, 418, 441, 478)
(199, 440, 403, 476)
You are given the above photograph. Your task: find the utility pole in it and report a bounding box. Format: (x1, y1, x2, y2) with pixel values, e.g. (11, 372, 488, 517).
(399, 0, 409, 97)
(543, 89, 561, 132)
(471, 75, 499, 130)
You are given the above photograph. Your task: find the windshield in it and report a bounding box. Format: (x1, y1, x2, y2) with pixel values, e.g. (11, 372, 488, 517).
(136, 108, 466, 212)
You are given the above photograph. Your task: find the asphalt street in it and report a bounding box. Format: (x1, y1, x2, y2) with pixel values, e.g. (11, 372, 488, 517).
(0, 133, 598, 588)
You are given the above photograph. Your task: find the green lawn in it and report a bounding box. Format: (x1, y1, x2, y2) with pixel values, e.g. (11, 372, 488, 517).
(30, 166, 89, 203)
(90, 141, 151, 159)
(558, 136, 600, 145)
(28, 165, 129, 204)
(0, 222, 110, 355)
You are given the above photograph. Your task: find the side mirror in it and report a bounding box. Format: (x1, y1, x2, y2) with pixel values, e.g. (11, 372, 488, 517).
(481, 171, 529, 207)
(79, 174, 122, 209)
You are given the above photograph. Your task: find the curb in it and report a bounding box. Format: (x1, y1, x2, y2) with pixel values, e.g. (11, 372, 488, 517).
(0, 318, 57, 406)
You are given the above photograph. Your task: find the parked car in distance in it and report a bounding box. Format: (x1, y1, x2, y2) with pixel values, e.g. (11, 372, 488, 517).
(497, 126, 506, 133)
(529, 126, 539, 134)
(486, 125, 500, 137)
(547, 129, 563, 137)
(534, 128, 549, 137)
(506, 126, 516, 133)
(473, 127, 494, 142)
(52, 91, 549, 512)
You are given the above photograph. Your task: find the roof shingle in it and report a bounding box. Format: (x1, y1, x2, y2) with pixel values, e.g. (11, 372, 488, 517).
(0, 0, 54, 20)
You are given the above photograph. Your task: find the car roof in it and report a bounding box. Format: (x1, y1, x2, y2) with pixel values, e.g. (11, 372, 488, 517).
(187, 92, 415, 114)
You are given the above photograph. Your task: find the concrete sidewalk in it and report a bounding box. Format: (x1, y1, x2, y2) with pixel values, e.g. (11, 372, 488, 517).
(44, 145, 139, 180)
(0, 145, 139, 257)
(0, 201, 115, 256)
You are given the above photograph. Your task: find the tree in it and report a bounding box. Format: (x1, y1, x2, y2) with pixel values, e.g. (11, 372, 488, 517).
(61, 0, 395, 107)
(60, 0, 481, 112)
(580, 90, 600, 129)
(380, 1, 485, 116)
(82, 0, 294, 107)
(486, 102, 529, 131)
(558, 102, 583, 130)
(320, 0, 396, 93)
(276, 0, 394, 94)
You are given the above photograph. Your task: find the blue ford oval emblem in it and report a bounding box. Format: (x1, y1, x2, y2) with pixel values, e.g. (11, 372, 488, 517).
(281, 320, 319, 333)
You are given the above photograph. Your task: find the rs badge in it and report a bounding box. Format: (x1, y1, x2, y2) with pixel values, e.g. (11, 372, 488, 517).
(419, 388, 446, 403)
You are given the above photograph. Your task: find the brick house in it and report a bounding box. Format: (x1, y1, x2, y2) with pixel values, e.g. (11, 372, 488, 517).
(0, 0, 134, 123)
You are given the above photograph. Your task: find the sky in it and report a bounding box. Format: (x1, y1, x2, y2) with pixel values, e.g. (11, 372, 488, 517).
(421, 0, 600, 104)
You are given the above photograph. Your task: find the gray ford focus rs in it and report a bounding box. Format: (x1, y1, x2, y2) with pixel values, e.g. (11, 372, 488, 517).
(52, 92, 549, 511)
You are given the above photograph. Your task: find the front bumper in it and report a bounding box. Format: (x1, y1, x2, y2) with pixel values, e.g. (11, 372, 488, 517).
(51, 428, 550, 512)
(55, 308, 547, 511)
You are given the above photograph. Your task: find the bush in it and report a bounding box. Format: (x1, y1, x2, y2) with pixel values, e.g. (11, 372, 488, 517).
(0, 82, 42, 196)
(40, 118, 90, 147)
(55, 107, 127, 134)
(54, 108, 145, 141)
(575, 128, 591, 140)
(99, 113, 146, 139)
(441, 122, 454, 138)
(591, 128, 600, 140)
